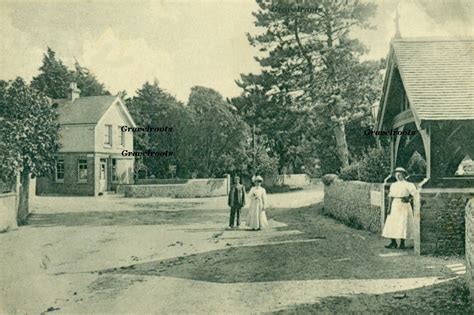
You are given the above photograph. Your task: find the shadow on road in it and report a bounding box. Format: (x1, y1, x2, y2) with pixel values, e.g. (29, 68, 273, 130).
(100, 203, 452, 283)
(27, 209, 228, 227)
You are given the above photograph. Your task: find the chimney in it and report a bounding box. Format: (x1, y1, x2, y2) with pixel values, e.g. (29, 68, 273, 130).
(68, 82, 81, 101)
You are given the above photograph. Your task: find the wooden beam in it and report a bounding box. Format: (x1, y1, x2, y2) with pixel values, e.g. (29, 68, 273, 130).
(394, 125, 404, 167)
(419, 126, 431, 178)
(377, 55, 395, 132)
(392, 109, 415, 128)
(447, 124, 463, 141)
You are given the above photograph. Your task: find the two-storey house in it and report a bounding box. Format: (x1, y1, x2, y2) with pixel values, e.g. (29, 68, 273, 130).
(37, 83, 136, 196)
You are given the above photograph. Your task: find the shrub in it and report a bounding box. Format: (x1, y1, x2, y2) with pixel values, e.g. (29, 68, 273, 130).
(339, 162, 360, 181)
(338, 147, 390, 183)
(407, 151, 426, 175)
(358, 147, 391, 182)
(322, 174, 339, 186)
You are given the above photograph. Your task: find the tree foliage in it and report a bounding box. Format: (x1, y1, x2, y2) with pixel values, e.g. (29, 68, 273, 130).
(238, 0, 384, 173)
(126, 80, 191, 178)
(31, 47, 72, 99)
(31, 47, 109, 99)
(0, 78, 60, 221)
(127, 83, 251, 179)
(73, 60, 110, 97)
(187, 86, 250, 177)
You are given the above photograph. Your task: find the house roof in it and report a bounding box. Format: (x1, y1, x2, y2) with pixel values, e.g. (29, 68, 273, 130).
(53, 95, 121, 125)
(390, 37, 474, 121)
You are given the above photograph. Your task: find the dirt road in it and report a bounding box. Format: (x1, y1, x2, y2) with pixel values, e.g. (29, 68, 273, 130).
(0, 185, 470, 314)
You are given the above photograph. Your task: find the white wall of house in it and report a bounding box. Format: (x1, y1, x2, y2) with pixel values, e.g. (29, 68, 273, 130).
(94, 100, 134, 154)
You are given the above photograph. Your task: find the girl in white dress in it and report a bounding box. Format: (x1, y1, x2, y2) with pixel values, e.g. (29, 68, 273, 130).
(246, 175, 269, 230)
(382, 167, 417, 249)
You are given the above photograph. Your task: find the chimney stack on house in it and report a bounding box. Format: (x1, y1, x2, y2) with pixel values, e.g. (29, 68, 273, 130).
(68, 82, 81, 101)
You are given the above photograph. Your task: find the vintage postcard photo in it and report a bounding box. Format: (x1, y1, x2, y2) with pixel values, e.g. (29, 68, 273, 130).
(1, 0, 473, 313)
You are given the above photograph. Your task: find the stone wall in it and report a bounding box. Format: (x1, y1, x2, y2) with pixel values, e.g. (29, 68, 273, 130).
(466, 198, 474, 301)
(0, 192, 18, 232)
(119, 178, 229, 198)
(324, 179, 383, 233)
(418, 189, 474, 256)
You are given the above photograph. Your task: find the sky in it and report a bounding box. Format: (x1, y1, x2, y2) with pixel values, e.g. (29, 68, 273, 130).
(0, 0, 472, 102)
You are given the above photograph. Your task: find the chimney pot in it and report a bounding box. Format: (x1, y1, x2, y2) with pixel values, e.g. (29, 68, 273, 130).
(68, 82, 81, 101)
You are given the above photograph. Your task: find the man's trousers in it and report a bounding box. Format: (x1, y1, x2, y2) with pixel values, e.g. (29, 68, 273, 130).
(229, 206, 241, 227)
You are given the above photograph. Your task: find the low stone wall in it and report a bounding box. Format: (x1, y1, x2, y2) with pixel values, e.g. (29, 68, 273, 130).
(324, 179, 383, 233)
(119, 178, 229, 198)
(466, 198, 474, 301)
(0, 193, 18, 232)
(276, 174, 311, 187)
(418, 189, 474, 256)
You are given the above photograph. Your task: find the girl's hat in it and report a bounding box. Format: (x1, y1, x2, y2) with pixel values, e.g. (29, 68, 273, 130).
(253, 175, 264, 183)
(394, 167, 408, 174)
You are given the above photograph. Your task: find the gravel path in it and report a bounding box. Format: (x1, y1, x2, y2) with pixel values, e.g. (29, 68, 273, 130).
(1, 185, 467, 314)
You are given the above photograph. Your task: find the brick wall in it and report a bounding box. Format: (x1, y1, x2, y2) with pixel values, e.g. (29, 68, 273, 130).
(418, 190, 473, 256)
(37, 153, 95, 196)
(466, 198, 474, 301)
(324, 180, 383, 233)
(119, 178, 229, 198)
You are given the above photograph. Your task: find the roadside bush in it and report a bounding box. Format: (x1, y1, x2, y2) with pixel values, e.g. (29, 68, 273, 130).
(338, 147, 390, 183)
(339, 162, 360, 181)
(358, 147, 391, 182)
(322, 174, 339, 186)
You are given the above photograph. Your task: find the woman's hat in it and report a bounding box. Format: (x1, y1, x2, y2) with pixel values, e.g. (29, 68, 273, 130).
(394, 167, 408, 174)
(253, 175, 264, 183)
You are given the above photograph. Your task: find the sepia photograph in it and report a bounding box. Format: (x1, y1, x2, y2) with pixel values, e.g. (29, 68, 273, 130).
(0, 0, 473, 313)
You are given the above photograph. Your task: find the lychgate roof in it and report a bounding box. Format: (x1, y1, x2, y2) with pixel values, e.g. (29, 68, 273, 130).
(392, 38, 474, 121)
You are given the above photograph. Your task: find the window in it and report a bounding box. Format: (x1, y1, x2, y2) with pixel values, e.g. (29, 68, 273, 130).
(455, 155, 474, 176)
(111, 159, 118, 182)
(118, 126, 125, 146)
(55, 160, 65, 182)
(78, 159, 88, 182)
(104, 124, 112, 146)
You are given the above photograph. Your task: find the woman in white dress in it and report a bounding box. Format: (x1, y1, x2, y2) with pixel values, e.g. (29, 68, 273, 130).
(246, 175, 269, 230)
(382, 167, 417, 249)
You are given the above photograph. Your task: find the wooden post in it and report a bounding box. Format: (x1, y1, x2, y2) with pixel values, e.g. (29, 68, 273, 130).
(393, 125, 404, 167)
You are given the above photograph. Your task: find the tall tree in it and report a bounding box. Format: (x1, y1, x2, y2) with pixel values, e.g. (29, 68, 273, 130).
(73, 60, 110, 97)
(187, 86, 250, 177)
(126, 80, 193, 178)
(0, 78, 60, 223)
(245, 0, 380, 169)
(31, 47, 72, 99)
(32, 48, 109, 99)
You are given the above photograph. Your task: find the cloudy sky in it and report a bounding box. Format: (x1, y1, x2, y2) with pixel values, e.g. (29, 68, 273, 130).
(0, 0, 472, 102)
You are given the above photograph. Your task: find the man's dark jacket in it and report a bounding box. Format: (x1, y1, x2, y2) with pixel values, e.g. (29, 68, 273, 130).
(228, 184, 246, 208)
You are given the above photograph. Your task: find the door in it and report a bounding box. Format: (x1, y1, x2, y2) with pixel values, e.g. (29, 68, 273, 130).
(99, 159, 107, 192)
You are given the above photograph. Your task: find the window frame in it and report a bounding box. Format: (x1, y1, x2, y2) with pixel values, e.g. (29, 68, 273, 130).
(104, 124, 112, 146)
(118, 126, 125, 147)
(55, 159, 65, 183)
(78, 159, 88, 183)
(111, 158, 118, 182)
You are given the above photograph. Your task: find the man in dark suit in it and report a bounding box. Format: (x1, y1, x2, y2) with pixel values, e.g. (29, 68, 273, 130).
(228, 175, 246, 228)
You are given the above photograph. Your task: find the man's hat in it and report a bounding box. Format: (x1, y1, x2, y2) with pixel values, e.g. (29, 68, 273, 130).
(394, 167, 408, 174)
